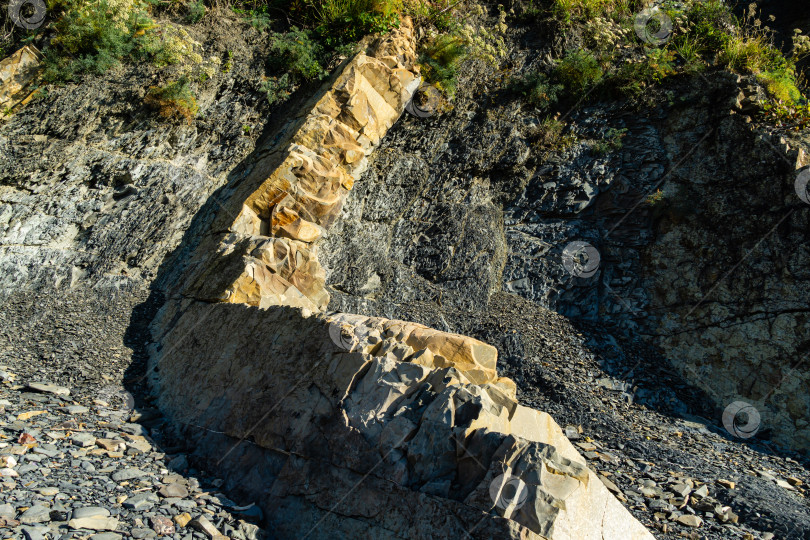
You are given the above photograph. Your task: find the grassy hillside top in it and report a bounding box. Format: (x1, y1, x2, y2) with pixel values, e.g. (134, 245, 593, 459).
(2, 0, 808, 129)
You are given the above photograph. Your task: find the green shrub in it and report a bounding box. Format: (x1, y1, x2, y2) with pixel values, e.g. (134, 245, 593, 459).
(672, 35, 705, 72)
(306, 0, 401, 48)
(186, 0, 206, 23)
(554, 49, 603, 93)
(591, 127, 627, 155)
(646, 189, 665, 206)
(137, 23, 204, 68)
(267, 27, 327, 81)
(144, 76, 199, 121)
(682, 0, 733, 56)
(403, 0, 457, 31)
(260, 73, 294, 106)
(757, 69, 802, 104)
(43, 0, 152, 82)
(419, 34, 467, 97)
(721, 34, 781, 73)
(605, 48, 675, 98)
(553, 0, 634, 24)
(509, 71, 563, 111)
(42, 0, 201, 82)
(532, 117, 578, 151)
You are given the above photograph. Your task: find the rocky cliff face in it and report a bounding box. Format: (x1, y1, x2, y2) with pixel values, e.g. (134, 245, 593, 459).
(2, 4, 810, 540)
(320, 64, 810, 452)
(146, 19, 653, 538)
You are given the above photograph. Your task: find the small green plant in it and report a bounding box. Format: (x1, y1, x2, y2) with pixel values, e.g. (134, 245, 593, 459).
(242, 124, 252, 135)
(554, 49, 604, 93)
(757, 69, 803, 104)
(646, 189, 665, 206)
(532, 117, 578, 152)
(553, 0, 633, 25)
(591, 127, 627, 155)
(232, 4, 274, 32)
(145, 76, 199, 122)
(223, 50, 233, 73)
(681, 0, 729, 54)
(138, 23, 204, 68)
(308, 0, 401, 48)
(419, 34, 467, 97)
(42, 0, 153, 82)
(509, 71, 563, 111)
(185, 0, 206, 23)
(403, 0, 457, 31)
(607, 48, 675, 98)
(260, 73, 294, 106)
(642, 48, 676, 83)
(268, 27, 327, 81)
(672, 35, 705, 73)
(761, 99, 810, 131)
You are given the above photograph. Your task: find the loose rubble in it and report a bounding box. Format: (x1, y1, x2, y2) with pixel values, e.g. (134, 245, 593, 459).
(0, 368, 268, 540)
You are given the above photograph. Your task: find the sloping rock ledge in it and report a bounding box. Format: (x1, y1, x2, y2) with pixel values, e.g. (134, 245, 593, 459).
(148, 18, 654, 539)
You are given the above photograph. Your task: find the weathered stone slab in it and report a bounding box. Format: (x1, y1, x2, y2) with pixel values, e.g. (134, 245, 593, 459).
(0, 45, 42, 111)
(150, 302, 654, 539)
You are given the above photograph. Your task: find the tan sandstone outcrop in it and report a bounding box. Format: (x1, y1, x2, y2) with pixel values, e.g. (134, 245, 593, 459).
(150, 17, 654, 540)
(0, 45, 42, 112)
(151, 302, 654, 539)
(211, 21, 421, 312)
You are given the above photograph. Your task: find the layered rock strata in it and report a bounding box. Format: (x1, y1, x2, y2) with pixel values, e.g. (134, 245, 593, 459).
(0, 45, 41, 112)
(151, 304, 654, 539)
(150, 19, 654, 539)
(207, 23, 421, 311)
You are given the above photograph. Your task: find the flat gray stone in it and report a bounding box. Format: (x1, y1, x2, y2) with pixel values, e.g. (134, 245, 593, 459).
(72, 507, 110, 520)
(159, 483, 189, 499)
(123, 492, 159, 511)
(21, 526, 48, 540)
(63, 405, 89, 414)
(19, 505, 51, 524)
(173, 500, 197, 511)
(0, 503, 15, 519)
(120, 424, 147, 436)
(32, 447, 58, 458)
(27, 383, 70, 396)
(111, 468, 146, 482)
(90, 534, 123, 540)
(17, 463, 38, 475)
(71, 433, 97, 448)
(68, 516, 119, 531)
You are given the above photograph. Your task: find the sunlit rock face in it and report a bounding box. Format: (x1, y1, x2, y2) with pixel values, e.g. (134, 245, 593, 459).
(150, 302, 654, 539)
(149, 19, 654, 540)
(208, 22, 421, 312)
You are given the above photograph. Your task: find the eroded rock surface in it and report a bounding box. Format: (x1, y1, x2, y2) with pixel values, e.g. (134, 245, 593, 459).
(150, 302, 652, 539)
(205, 22, 420, 311)
(149, 18, 653, 539)
(0, 45, 41, 111)
(2, 6, 809, 540)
